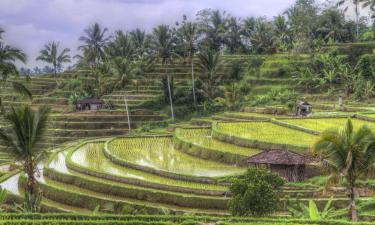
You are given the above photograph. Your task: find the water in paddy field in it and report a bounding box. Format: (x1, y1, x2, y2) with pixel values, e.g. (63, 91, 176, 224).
(49, 151, 70, 174)
(108, 137, 245, 177)
(1, 174, 20, 195)
(71, 142, 146, 180)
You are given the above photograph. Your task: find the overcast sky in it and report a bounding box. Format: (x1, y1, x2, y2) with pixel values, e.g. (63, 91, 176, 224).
(0, 0, 369, 68)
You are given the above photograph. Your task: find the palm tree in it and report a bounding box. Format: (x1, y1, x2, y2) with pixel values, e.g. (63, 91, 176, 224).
(337, 0, 361, 38)
(36, 42, 70, 83)
(106, 31, 134, 59)
(197, 49, 223, 100)
(130, 28, 148, 57)
(78, 23, 111, 66)
(0, 32, 31, 105)
(0, 105, 50, 212)
(109, 56, 135, 89)
(313, 119, 375, 221)
(0, 43, 27, 81)
(225, 16, 244, 53)
(178, 19, 198, 106)
(273, 15, 291, 51)
(197, 9, 228, 51)
(0, 28, 4, 40)
(361, 0, 375, 11)
(151, 25, 176, 120)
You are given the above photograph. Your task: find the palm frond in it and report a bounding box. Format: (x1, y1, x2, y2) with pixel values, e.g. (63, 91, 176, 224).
(11, 82, 32, 101)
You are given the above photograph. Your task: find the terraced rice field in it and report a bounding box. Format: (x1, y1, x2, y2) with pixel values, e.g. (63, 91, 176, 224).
(281, 118, 375, 132)
(176, 128, 260, 157)
(69, 142, 228, 191)
(107, 137, 245, 177)
(215, 122, 316, 148)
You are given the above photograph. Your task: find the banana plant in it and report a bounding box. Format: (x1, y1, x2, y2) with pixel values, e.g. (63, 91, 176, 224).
(288, 196, 335, 220)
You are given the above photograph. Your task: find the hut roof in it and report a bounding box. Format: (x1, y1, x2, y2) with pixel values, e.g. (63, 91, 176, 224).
(298, 101, 311, 106)
(78, 97, 104, 105)
(243, 149, 314, 165)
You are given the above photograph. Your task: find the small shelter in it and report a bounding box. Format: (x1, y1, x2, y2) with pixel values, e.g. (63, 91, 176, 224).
(242, 149, 314, 182)
(77, 97, 104, 111)
(296, 101, 312, 117)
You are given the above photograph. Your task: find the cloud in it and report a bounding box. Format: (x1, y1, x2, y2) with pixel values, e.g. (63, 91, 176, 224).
(0, 0, 359, 68)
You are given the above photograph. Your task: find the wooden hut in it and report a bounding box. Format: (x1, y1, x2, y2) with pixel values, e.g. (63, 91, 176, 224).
(242, 149, 314, 182)
(77, 97, 104, 111)
(296, 101, 312, 117)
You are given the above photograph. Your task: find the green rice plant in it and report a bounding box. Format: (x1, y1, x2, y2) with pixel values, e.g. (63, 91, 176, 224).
(67, 142, 229, 193)
(175, 128, 260, 163)
(106, 137, 245, 178)
(213, 122, 316, 150)
(281, 118, 375, 133)
(27, 174, 229, 215)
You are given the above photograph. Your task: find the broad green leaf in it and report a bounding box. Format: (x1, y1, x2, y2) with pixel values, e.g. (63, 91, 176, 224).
(309, 200, 321, 220)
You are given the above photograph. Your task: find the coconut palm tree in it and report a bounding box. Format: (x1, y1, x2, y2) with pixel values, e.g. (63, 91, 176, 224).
(197, 49, 223, 100)
(337, 0, 361, 38)
(78, 23, 111, 66)
(178, 18, 199, 106)
(106, 31, 134, 59)
(109, 56, 135, 89)
(0, 105, 50, 212)
(0, 43, 27, 81)
(36, 41, 70, 83)
(0, 28, 4, 40)
(313, 119, 375, 221)
(0, 32, 31, 105)
(361, 0, 375, 11)
(197, 9, 228, 51)
(151, 25, 176, 120)
(130, 28, 148, 57)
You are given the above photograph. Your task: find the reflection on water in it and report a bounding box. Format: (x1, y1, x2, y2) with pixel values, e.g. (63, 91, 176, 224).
(109, 137, 245, 177)
(71, 143, 145, 180)
(49, 151, 70, 174)
(1, 174, 20, 195)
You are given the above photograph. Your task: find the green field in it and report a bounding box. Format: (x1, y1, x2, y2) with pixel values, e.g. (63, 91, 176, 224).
(106, 137, 245, 177)
(215, 122, 317, 148)
(281, 118, 375, 132)
(176, 128, 261, 157)
(69, 142, 228, 191)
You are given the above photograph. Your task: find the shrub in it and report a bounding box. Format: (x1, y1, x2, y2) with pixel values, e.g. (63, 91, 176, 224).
(228, 168, 284, 216)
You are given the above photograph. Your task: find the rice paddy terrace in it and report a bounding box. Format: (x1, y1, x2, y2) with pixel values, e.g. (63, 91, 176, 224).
(3, 110, 375, 220)
(3, 54, 375, 222)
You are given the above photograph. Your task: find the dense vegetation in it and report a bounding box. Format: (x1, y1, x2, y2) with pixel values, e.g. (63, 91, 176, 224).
(3, 0, 375, 224)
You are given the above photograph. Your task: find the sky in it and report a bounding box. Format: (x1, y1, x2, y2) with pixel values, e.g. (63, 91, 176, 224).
(0, 0, 370, 68)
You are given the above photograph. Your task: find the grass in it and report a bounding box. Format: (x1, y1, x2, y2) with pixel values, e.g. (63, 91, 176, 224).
(176, 128, 260, 157)
(215, 122, 316, 148)
(281, 118, 375, 133)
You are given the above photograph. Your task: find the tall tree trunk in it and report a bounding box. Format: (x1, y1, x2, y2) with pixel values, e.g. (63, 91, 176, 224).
(191, 54, 196, 106)
(167, 75, 174, 120)
(349, 187, 358, 221)
(355, 1, 359, 39)
(54, 65, 58, 86)
(25, 158, 38, 208)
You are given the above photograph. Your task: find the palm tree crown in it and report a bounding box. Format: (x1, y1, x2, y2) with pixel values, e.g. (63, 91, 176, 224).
(36, 41, 70, 79)
(0, 42, 27, 81)
(0, 105, 50, 211)
(151, 25, 176, 65)
(313, 119, 375, 221)
(78, 23, 111, 65)
(197, 49, 223, 99)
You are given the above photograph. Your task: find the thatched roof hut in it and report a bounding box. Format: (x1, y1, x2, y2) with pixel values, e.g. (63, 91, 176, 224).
(242, 149, 315, 182)
(77, 97, 104, 111)
(296, 101, 312, 116)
